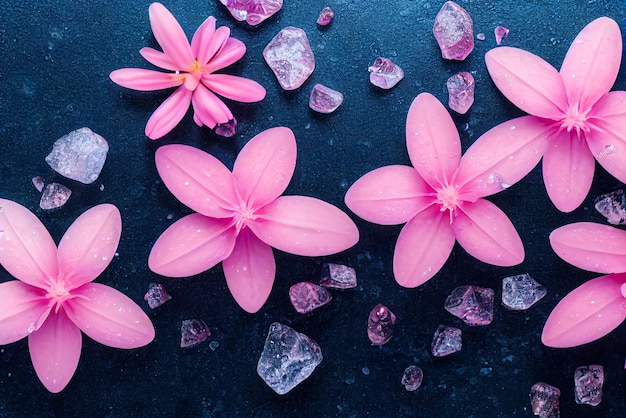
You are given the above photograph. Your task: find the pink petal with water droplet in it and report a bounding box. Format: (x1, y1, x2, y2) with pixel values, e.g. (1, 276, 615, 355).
(393, 206, 455, 288)
(148, 214, 237, 277)
(109, 68, 183, 91)
(190, 16, 217, 66)
(233, 127, 296, 209)
(560, 17, 622, 112)
(550, 222, 626, 273)
(0, 281, 48, 344)
(250, 196, 359, 256)
(588, 91, 626, 183)
(454, 199, 524, 266)
(405, 93, 461, 187)
(202, 74, 266, 102)
(542, 273, 626, 348)
(485, 47, 568, 119)
(148, 2, 194, 69)
(28, 309, 81, 393)
(223, 228, 276, 313)
(145, 86, 193, 139)
(0, 199, 58, 289)
(344, 165, 434, 225)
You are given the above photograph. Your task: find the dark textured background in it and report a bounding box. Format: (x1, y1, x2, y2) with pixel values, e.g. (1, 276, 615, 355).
(1, 0, 626, 416)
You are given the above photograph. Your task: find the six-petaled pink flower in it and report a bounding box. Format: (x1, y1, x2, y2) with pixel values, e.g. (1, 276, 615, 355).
(485, 17, 626, 212)
(148, 127, 359, 313)
(110, 2, 266, 140)
(543, 222, 626, 348)
(344, 93, 544, 288)
(0, 201, 155, 393)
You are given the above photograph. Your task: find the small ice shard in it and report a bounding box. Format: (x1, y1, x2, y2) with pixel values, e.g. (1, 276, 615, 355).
(594, 189, 626, 225)
(317, 7, 334, 26)
(446, 71, 475, 114)
(433, 1, 474, 60)
(309, 84, 343, 114)
(32, 176, 45, 192)
(144, 282, 172, 309)
(219, 0, 283, 26)
(401, 365, 423, 391)
(367, 304, 396, 345)
(530, 382, 560, 418)
(257, 322, 323, 395)
(45, 127, 109, 184)
(320, 263, 357, 289)
(574, 365, 604, 406)
(444, 285, 494, 326)
(289, 281, 333, 314)
(494, 25, 509, 45)
(476, 33, 486, 41)
(502, 273, 547, 310)
(215, 118, 237, 138)
(40, 182, 71, 210)
(368, 57, 404, 90)
(263, 27, 315, 90)
(431, 325, 462, 357)
(180, 319, 211, 348)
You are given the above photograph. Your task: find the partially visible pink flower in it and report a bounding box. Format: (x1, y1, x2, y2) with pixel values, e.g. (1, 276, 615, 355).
(344, 93, 543, 288)
(485, 17, 626, 212)
(110, 2, 266, 140)
(0, 201, 155, 393)
(543, 222, 626, 348)
(148, 127, 359, 313)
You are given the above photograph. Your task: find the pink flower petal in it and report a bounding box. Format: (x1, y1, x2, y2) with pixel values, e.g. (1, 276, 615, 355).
(145, 86, 193, 139)
(109, 68, 183, 91)
(57, 204, 121, 290)
(202, 74, 266, 102)
(0, 281, 49, 344)
(344, 165, 435, 225)
(197, 26, 231, 69)
(204, 37, 246, 74)
(454, 199, 524, 266)
(190, 16, 217, 66)
(456, 116, 552, 199)
(587, 91, 626, 183)
(485, 47, 568, 119)
(393, 205, 455, 288)
(64, 283, 155, 349)
(0, 199, 58, 289)
(28, 309, 81, 393)
(148, 2, 194, 70)
(191, 84, 233, 128)
(550, 222, 626, 273)
(233, 127, 296, 209)
(542, 129, 595, 212)
(560, 17, 622, 112)
(250, 196, 359, 256)
(139, 47, 180, 71)
(405, 93, 461, 187)
(542, 274, 626, 348)
(155, 144, 238, 218)
(223, 228, 276, 313)
(148, 214, 237, 277)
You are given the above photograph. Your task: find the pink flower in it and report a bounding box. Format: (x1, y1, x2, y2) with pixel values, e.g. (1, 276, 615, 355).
(109, 2, 266, 140)
(148, 127, 359, 313)
(344, 93, 541, 288)
(485, 17, 626, 212)
(0, 201, 155, 393)
(543, 222, 626, 348)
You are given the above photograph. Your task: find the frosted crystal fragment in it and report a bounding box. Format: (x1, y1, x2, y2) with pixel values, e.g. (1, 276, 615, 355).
(433, 1, 474, 60)
(574, 365, 603, 406)
(494, 25, 509, 45)
(317, 7, 334, 26)
(257, 322, 323, 395)
(215, 118, 237, 138)
(32, 176, 45, 192)
(594, 189, 626, 225)
(502, 274, 546, 310)
(40, 183, 71, 210)
(530, 382, 560, 418)
(446, 72, 475, 114)
(180, 319, 210, 348)
(263, 27, 315, 90)
(444, 285, 494, 326)
(219, 0, 283, 26)
(320, 263, 357, 289)
(431, 325, 462, 357)
(309, 84, 343, 114)
(144, 282, 172, 309)
(367, 304, 396, 345)
(368, 57, 404, 90)
(401, 365, 423, 391)
(45, 127, 108, 184)
(289, 281, 333, 314)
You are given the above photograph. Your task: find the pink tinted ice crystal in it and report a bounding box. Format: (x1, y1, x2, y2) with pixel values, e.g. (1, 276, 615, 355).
(320, 263, 357, 289)
(368, 57, 404, 89)
(574, 365, 604, 406)
(144, 282, 172, 309)
(367, 304, 396, 345)
(180, 319, 210, 348)
(309, 84, 343, 114)
(447, 72, 475, 114)
(433, 1, 474, 60)
(40, 182, 72, 210)
(594, 189, 626, 225)
(219, 0, 283, 26)
(494, 25, 509, 45)
(263, 27, 315, 90)
(45, 128, 108, 184)
(431, 325, 462, 357)
(401, 365, 423, 391)
(444, 285, 494, 326)
(317, 7, 334, 26)
(32, 176, 45, 192)
(289, 282, 333, 314)
(530, 382, 560, 418)
(501, 273, 546, 310)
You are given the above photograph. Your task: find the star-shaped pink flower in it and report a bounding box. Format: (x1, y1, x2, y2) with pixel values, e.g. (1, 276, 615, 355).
(0, 201, 155, 393)
(344, 93, 543, 288)
(148, 127, 359, 313)
(543, 222, 626, 348)
(109, 2, 266, 140)
(485, 17, 626, 212)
